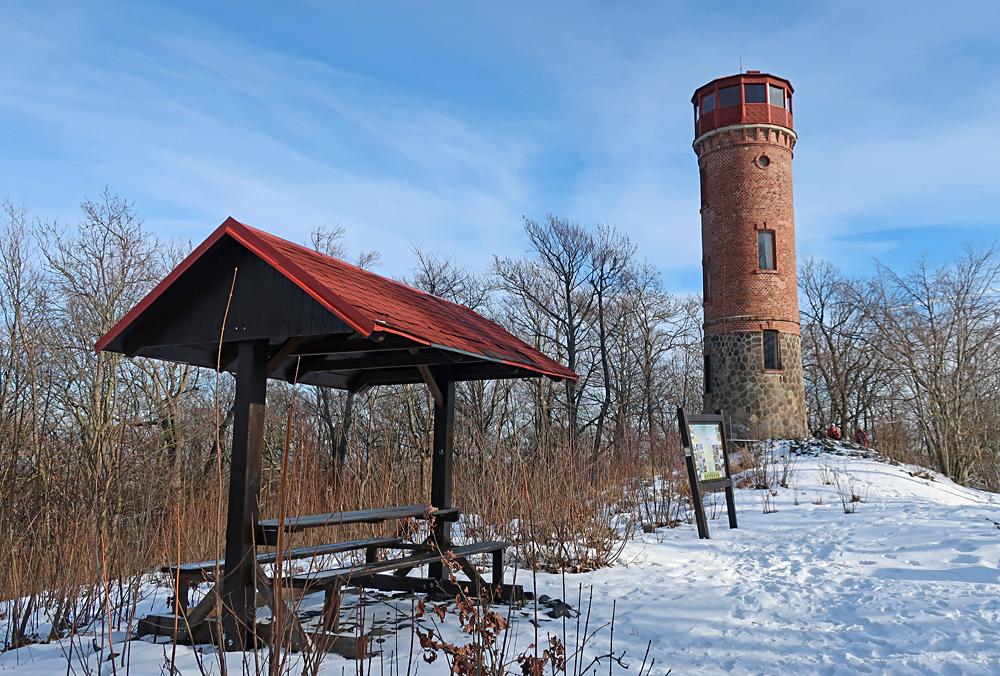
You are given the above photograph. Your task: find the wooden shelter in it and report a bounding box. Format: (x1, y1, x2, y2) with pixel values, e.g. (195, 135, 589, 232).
(95, 217, 576, 650)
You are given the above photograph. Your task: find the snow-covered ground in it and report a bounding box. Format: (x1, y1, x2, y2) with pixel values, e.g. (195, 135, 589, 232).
(3, 452, 1000, 675)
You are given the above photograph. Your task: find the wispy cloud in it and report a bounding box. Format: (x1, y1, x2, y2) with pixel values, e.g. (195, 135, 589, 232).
(0, 4, 541, 273)
(1, 1, 998, 291)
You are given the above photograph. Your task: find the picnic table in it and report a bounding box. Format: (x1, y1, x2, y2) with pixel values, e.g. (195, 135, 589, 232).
(140, 503, 521, 653)
(255, 503, 460, 545)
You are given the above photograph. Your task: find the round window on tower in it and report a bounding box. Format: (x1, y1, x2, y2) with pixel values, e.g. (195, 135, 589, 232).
(756, 155, 771, 168)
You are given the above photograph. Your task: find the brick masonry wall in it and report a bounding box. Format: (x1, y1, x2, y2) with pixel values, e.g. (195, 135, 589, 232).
(695, 121, 808, 439)
(698, 124, 799, 335)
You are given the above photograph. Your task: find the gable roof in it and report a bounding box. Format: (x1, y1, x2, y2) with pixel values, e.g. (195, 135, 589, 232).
(95, 217, 577, 382)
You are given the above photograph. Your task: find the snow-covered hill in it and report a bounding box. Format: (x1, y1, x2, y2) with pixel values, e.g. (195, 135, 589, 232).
(554, 453, 1000, 674)
(3, 453, 999, 675)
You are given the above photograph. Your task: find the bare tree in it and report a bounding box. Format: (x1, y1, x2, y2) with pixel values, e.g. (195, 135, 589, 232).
(409, 246, 490, 311)
(307, 224, 382, 468)
(800, 258, 888, 434)
(861, 248, 1000, 483)
(589, 225, 635, 457)
(620, 262, 700, 443)
(38, 191, 164, 523)
(494, 215, 596, 440)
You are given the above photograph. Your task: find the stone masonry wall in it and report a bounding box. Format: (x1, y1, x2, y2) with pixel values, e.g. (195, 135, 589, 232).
(704, 331, 808, 440)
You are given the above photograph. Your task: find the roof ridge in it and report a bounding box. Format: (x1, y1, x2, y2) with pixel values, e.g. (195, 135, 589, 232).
(223, 217, 375, 336)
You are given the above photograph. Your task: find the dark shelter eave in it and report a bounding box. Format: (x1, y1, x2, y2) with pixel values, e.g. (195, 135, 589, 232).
(120, 332, 565, 390)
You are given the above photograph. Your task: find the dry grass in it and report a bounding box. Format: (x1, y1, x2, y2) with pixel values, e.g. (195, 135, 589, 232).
(0, 418, 686, 653)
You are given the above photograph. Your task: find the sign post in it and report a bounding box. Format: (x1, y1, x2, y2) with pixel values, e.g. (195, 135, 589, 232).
(677, 407, 738, 539)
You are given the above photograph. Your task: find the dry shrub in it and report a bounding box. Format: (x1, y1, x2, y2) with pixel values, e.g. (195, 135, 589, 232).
(416, 572, 645, 676)
(636, 435, 688, 531)
(2, 426, 651, 649)
(459, 437, 640, 573)
(831, 469, 866, 514)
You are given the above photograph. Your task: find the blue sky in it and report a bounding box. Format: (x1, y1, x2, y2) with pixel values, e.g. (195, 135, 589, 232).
(2, 1, 999, 292)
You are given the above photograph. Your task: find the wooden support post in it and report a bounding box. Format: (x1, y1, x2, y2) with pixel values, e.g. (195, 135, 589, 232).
(221, 340, 268, 650)
(429, 372, 455, 580)
(320, 588, 342, 634)
(684, 449, 710, 539)
(724, 482, 739, 529)
(712, 408, 739, 530)
(678, 407, 710, 539)
(492, 550, 503, 588)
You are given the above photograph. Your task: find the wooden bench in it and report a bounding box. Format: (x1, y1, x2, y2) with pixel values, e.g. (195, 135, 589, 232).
(287, 541, 506, 588)
(161, 536, 404, 610)
(141, 535, 404, 644)
(282, 541, 516, 632)
(141, 505, 502, 652)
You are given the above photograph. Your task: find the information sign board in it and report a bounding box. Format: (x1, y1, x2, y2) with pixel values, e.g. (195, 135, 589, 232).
(677, 408, 738, 539)
(689, 421, 727, 482)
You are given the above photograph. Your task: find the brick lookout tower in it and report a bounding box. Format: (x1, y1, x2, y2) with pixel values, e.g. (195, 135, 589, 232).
(693, 71, 808, 439)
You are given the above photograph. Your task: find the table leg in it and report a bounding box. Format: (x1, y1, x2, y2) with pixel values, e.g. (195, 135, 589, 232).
(255, 565, 309, 651)
(456, 557, 489, 599)
(320, 587, 342, 633)
(492, 550, 504, 588)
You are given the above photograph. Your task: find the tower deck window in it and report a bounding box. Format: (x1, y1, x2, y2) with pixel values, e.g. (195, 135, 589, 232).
(701, 92, 715, 114)
(718, 85, 740, 108)
(763, 330, 782, 370)
(758, 230, 776, 270)
(744, 83, 766, 103)
(769, 84, 786, 108)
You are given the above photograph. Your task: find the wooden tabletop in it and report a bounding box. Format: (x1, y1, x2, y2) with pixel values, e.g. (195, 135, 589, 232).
(257, 504, 461, 538)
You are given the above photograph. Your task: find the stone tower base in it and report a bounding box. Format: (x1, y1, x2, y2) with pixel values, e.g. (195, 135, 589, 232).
(704, 331, 808, 440)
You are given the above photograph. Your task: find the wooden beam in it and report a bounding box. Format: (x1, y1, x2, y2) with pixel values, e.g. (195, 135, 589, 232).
(268, 337, 306, 373)
(339, 362, 525, 389)
(220, 339, 268, 650)
(296, 349, 464, 376)
(346, 370, 378, 395)
(289, 333, 425, 357)
(417, 357, 444, 409)
(214, 342, 240, 372)
(450, 363, 526, 381)
(419, 365, 443, 408)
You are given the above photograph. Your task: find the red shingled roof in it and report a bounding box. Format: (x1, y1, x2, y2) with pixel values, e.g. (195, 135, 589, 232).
(95, 217, 577, 381)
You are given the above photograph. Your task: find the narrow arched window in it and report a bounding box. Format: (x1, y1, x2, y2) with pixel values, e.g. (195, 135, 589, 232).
(757, 230, 776, 270)
(763, 331, 782, 370)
